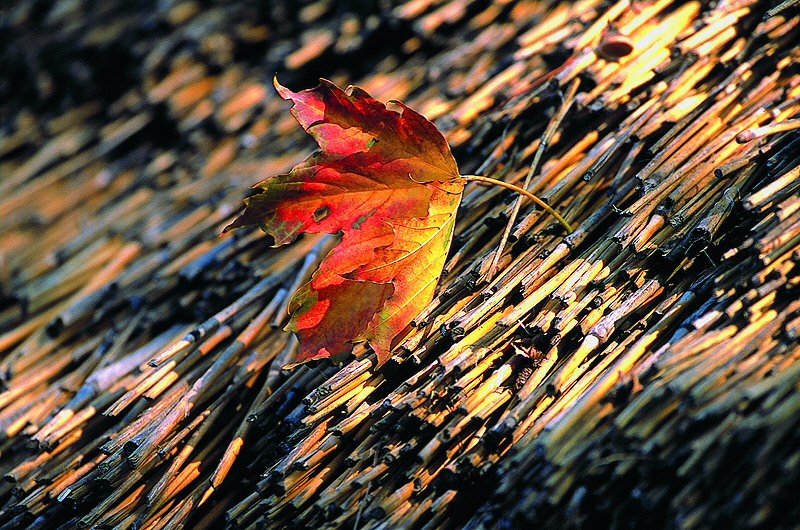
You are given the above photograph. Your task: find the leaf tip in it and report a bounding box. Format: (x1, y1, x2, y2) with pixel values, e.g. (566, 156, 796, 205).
(273, 75, 291, 100)
(222, 215, 245, 234)
(280, 360, 302, 370)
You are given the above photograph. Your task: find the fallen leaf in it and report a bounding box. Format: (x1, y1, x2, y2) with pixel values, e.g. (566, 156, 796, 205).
(226, 78, 464, 365)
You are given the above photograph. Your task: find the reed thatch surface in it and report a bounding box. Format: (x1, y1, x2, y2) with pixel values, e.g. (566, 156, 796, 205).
(2, 1, 800, 528)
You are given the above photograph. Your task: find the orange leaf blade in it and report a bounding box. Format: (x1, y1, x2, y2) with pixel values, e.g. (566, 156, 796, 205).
(227, 79, 464, 365)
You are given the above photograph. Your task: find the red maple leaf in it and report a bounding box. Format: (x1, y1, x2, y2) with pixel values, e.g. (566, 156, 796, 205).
(226, 78, 464, 365)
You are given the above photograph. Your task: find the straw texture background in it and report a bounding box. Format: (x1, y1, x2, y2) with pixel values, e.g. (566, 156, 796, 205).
(2, 1, 800, 528)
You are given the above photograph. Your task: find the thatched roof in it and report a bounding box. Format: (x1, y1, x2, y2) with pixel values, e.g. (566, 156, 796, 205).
(2, 0, 799, 528)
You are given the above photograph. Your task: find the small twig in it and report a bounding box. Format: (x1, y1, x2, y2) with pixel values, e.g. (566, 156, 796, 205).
(736, 117, 800, 144)
(481, 77, 581, 281)
(353, 450, 378, 530)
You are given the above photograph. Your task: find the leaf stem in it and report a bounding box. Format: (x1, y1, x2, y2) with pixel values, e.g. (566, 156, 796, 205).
(461, 175, 573, 233)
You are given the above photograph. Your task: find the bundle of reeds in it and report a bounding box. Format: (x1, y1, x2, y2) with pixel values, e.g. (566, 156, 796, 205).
(1, 0, 799, 528)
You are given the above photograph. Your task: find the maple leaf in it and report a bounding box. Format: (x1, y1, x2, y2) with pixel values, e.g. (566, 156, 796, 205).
(226, 78, 464, 365)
